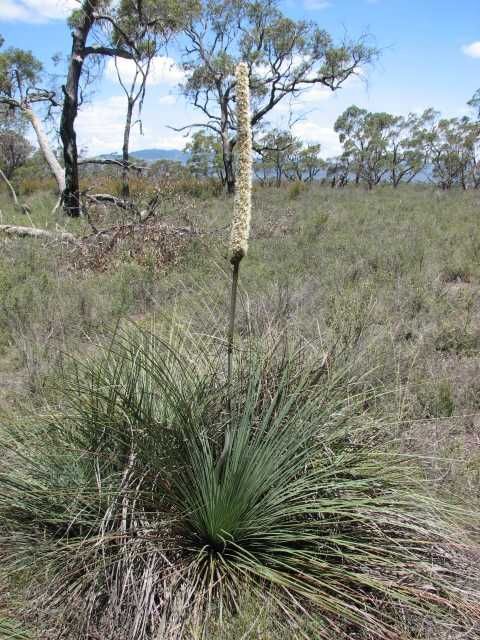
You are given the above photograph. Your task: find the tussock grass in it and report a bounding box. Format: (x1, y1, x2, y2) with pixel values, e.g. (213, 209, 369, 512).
(0, 325, 479, 639)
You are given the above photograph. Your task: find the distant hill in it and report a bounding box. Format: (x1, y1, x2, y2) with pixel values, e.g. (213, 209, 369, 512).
(98, 149, 189, 164)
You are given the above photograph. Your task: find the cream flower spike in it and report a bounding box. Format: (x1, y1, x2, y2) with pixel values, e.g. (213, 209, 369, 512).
(229, 62, 252, 264)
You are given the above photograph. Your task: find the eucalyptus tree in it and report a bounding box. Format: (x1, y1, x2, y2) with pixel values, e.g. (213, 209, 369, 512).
(386, 110, 434, 187)
(179, 0, 377, 193)
(254, 129, 298, 187)
(112, 52, 156, 199)
(185, 129, 225, 182)
(335, 106, 392, 188)
(333, 105, 367, 184)
(285, 142, 325, 182)
(0, 39, 65, 193)
(60, 0, 130, 215)
(0, 129, 33, 179)
(0, 128, 33, 210)
(426, 115, 480, 190)
(458, 118, 480, 189)
(357, 111, 392, 188)
(326, 154, 351, 188)
(60, 0, 196, 216)
(334, 105, 433, 188)
(110, 0, 197, 198)
(468, 89, 480, 118)
(254, 129, 324, 185)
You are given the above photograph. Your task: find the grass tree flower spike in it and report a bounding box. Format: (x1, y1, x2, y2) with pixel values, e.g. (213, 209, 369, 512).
(229, 62, 252, 264)
(225, 62, 252, 426)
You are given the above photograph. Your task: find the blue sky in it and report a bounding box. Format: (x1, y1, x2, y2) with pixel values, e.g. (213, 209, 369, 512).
(1, 0, 479, 156)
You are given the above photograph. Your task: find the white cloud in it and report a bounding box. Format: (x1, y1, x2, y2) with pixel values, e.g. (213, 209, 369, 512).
(297, 84, 333, 104)
(141, 132, 189, 151)
(252, 62, 271, 80)
(76, 95, 189, 156)
(0, 1, 30, 20)
(76, 96, 126, 156)
(158, 95, 177, 105)
(462, 42, 480, 58)
(0, 0, 77, 22)
(303, 0, 331, 9)
(105, 57, 186, 87)
(291, 121, 341, 157)
(271, 85, 333, 119)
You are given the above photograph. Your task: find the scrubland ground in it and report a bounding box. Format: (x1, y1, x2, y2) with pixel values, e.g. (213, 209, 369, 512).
(0, 182, 479, 638)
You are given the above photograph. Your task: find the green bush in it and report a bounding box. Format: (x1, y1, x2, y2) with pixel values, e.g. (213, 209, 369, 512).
(287, 181, 305, 200)
(0, 326, 478, 639)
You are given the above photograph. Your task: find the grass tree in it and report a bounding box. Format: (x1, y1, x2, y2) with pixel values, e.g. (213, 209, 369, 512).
(0, 323, 479, 638)
(1, 64, 480, 640)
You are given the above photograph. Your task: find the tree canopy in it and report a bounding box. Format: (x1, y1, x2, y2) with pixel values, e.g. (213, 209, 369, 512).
(179, 0, 378, 191)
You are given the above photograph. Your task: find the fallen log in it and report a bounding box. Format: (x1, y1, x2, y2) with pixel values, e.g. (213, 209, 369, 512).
(0, 224, 79, 244)
(0, 222, 198, 247)
(85, 193, 133, 210)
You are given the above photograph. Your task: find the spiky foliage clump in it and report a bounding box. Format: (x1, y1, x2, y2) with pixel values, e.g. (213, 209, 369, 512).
(0, 327, 479, 639)
(0, 617, 32, 639)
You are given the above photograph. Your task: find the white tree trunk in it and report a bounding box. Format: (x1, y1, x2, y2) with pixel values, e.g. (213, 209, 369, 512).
(24, 106, 66, 194)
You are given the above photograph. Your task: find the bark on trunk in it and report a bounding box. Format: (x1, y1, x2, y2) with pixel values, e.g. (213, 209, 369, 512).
(275, 161, 281, 187)
(220, 90, 235, 194)
(25, 106, 66, 193)
(223, 139, 235, 195)
(60, 0, 98, 217)
(121, 98, 134, 199)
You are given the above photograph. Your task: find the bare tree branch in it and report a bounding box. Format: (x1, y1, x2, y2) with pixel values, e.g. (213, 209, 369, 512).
(79, 158, 145, 171)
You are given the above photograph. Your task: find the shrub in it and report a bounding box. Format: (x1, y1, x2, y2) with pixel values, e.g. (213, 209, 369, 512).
(0, 326, 479, 639)
(13, 175, 57, 196)
(287, 181, 305, 200)
(434, 322, 480, 355)
(173, 176, 224, 198)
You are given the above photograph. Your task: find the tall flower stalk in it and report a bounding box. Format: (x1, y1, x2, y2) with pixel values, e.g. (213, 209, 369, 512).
(218, 62, 252, 475)
(227, 62, 252, 410)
